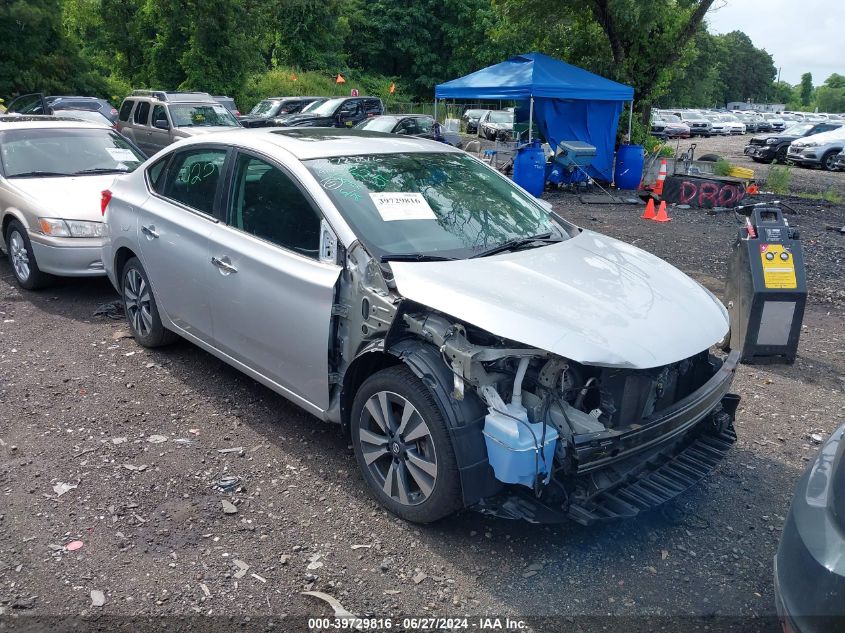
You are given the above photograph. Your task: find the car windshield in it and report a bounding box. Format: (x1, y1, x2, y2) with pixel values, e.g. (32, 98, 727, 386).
(663, 114, 681, 123)
(300, 100, 326, 113)
(304, 152, 567, 259)
(307, 98, 346, 116)
(355, 117, 400, 132)
(783, 123, 813, 136)
(169, 103, 239, 128)
(489, 111, 513, 124)
(464, 109, 485, 119)
(0, 127, 144, 177)
(249, 100, 280, 116)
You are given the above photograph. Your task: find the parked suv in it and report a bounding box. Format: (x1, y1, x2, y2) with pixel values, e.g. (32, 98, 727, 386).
(745, 122, 843, 164)
(787, 128, 845, 170)
(239, 97, 326, 128)
(275, 96, 383, 127)
(117, 90, 241, 155)
(101, 128, 738, 525)
(6, 93, 119, 123)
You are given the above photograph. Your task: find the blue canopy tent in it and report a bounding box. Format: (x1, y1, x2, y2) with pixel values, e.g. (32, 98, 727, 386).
(434, 52, 634, 182)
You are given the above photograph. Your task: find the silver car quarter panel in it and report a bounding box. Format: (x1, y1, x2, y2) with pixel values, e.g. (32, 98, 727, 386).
(206, 224, 341, 411)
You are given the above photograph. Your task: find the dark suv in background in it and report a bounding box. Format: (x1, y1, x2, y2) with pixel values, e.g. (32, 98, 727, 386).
(745, 121, 843, 163)
(275, 96, 383, 128)
(6, 93, 119, 122)
(239, 97, 326, 128)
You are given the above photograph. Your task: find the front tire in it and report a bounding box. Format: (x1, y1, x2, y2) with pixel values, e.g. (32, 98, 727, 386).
(821, 150, 839, 171)
(120, 256, 178, 348)
(4, 220, 52, 290)
(351, 366, 462, 523)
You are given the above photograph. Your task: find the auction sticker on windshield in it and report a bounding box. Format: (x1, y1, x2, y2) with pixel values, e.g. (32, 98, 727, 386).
(105, 147, 138, 162)
(369, 192, 436, 221)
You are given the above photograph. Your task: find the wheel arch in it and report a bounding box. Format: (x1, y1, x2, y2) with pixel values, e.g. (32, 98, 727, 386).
(344, 338, 501, 508)
(113, 246, 138, 284)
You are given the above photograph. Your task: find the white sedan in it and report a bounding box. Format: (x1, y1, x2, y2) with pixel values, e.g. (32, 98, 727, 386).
(0, 115, 145, 289)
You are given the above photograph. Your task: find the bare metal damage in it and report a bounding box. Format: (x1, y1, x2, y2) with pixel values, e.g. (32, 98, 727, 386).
(326, 235, 739, 523)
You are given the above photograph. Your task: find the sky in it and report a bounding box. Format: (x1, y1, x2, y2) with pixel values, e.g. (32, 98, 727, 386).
(706, 0, 844, 86)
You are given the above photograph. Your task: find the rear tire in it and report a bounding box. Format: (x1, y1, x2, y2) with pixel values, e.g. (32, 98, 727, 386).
(350, 365, 462, 523)
(120, 256, 178, 348)
(4, 220, 53, 290)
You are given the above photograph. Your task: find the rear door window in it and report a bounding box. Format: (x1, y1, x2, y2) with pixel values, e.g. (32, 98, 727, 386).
(134, 102, 151, 125)
(161, 148, 227, 216)
(119, 100, 135, 122)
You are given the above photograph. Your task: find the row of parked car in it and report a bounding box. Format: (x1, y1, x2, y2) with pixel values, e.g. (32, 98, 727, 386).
(651, 108, 845, 139)
(746, 120, 845, 170)
(0, 88, 843, 633)
(4, 91, 462, 156)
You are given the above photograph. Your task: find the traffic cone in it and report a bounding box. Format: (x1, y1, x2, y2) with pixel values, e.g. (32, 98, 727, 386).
(653, 159, 668, 196)
(746, 182, 759, 195)
(652, 201, 671, 222)
(641, 198, 656, 220)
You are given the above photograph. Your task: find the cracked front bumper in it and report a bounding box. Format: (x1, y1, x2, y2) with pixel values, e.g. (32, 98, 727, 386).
(475, 351, 741, 524)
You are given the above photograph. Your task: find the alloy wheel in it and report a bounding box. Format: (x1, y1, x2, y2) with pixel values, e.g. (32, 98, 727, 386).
(824, 153, 838, 171)
(357, 391, 438, 506)
(9, 230, 30, 282)
(123, 268, 153, 337)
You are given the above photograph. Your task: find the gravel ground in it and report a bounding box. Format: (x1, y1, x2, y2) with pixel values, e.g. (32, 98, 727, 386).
(1, 148, 844, 632)
(673, 133, 845, 197)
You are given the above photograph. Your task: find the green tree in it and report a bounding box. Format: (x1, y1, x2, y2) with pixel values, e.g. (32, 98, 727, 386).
(253, 0, 347, 71)
(345, 0, 501, 99)
(799, 72, 814, 106)
(823, 73, 845, 90)
(495, 0, 717, 122)
(0, 0, 104, 98)
(713, 31, 775, 105)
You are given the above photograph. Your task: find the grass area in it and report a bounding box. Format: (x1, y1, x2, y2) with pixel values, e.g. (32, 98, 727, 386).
(765, 165, 793, 195)
(795, 189, 844, 204)
(713, 158, 733, 177)
(237, 67, 402, 112)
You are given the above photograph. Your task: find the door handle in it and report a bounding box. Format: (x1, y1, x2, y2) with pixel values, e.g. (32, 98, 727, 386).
(211, 256, 238, 274)
(141, 224, 159, 239)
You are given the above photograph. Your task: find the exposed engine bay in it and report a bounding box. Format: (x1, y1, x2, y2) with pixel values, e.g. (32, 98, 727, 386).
(330, 241, 740, 524)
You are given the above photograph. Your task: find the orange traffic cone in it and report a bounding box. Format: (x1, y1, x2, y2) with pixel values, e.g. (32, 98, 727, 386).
(652, 200, 671, 222)
(746, 182, 759, 195)
(641, 198, 656, 220)
(653, 159, 668, 196)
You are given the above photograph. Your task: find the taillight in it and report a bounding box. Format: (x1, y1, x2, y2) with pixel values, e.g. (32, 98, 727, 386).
(115, 121, 122, 131)
(101, 190, 112, 216)
(235, 110, 241, 117)
(110, 108, 118, 115)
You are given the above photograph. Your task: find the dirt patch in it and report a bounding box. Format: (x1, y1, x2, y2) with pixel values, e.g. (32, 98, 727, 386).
(0, 182, 843, 631)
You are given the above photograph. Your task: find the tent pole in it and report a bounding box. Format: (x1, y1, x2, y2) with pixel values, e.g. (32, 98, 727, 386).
(627, 100, 634, 142)
(528, 96, 534, 144)
(434, 98, 438, 122)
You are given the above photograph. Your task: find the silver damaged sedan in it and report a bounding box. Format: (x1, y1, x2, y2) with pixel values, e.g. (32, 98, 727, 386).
(102, 128, 740, 523)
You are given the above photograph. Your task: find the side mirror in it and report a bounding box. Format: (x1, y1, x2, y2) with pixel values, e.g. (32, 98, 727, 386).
(154, 119, 170, 130)
(395, 128, 408, 135)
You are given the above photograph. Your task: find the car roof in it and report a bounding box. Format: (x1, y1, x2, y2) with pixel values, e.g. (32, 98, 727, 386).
(0, 115, 110, 130)
(173, 127, 461, 160)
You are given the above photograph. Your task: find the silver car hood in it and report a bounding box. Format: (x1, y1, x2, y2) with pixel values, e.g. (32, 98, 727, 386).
(9, 174, 118, 222)
(390, 230, 729, 369)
